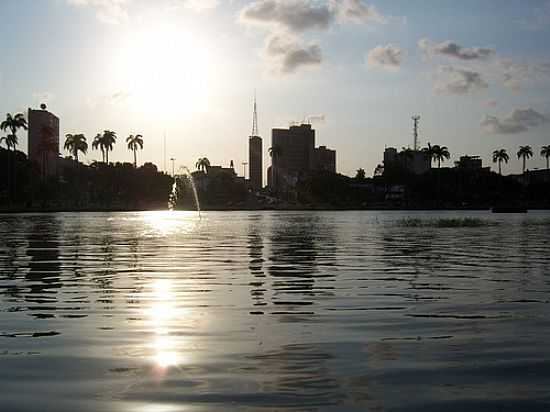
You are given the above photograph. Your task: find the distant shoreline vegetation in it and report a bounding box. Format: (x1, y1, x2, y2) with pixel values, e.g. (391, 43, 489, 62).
(0, 147, 173, 211)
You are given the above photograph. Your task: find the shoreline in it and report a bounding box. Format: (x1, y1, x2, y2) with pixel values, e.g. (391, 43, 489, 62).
(1, 206, 549, 214)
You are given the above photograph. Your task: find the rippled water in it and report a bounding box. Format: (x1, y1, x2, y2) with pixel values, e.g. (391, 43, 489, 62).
(1, 211, 550, 411)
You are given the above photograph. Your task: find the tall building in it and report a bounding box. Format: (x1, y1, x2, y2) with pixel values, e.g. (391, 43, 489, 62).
(28, 105, 59, 177)
(270, 123, 336, 191)
(383, 147, 431, 176)
(248, 96, 263, 191)
(314, 145, 336, 173)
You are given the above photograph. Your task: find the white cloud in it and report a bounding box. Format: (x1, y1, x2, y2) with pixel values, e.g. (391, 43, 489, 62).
(367, 44, 402, 71)
(240, 0, 334, 32)
(66, 0, 131, 24)
(435, 66, 488, 95)
(333, 0, 386, 24)
(481, 108, 549, 135)
(240, 0, 385, 32)
(240, 1, 385, 74)
(264, 33, 322, 74)
(418, 38, 495, 61)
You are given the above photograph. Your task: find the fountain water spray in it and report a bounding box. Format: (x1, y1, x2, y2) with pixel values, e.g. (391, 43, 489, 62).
(169, 166, 201, 218)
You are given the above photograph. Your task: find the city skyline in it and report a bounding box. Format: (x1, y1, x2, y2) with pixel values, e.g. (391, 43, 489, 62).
(1, 1, 550, 176)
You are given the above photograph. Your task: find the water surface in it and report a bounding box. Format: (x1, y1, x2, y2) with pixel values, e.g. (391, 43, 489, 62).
(1, 211, 549, 411)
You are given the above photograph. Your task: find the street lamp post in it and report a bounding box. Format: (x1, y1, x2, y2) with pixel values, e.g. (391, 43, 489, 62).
(170, 158, 175, 177)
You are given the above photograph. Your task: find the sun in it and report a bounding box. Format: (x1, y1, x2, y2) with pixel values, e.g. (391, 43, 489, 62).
(118, 24, 212, 118)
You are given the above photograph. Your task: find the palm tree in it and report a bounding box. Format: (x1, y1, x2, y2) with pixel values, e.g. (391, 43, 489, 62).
(355, 168, 366, 180)
(100, 130, 117, 164)
(0, 134, 18, 151)
(64, 134, 88, 164)
(422, 142, 435, 162)
(268, 146, 282, 159)
(92, 133, 103, 162)
(431, 145, 451, 168)
(126, 134, 144, 168)
(517, 145, 533, 173)
(195, 157, 211, 173)
(541, 145, 550, 170)
(0, 113, 27, 151)
(492, 149, 510, 175)
(92, 130, 117, 164)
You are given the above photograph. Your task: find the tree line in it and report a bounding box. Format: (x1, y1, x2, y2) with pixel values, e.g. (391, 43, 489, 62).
(356, 143, 550, 179)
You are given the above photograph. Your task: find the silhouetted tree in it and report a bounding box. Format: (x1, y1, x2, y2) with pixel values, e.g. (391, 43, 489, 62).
(374, 164, 384, 177)
(126, 134, 144, 168)
(92, 131, 116, 164)
(541, 145, 550, 170)
(0, 113, 27, 150)
(64, 133, 88, 164)
(268, 146, 282, 159)
(355, 168, 366, 180)
(195, 157, 210, 173)
(431, 145, 450, 168)
(0, 134, 17, 150)
(101, 130, 116, 164)
(492, 149, 509, 175)
(422, 142, 435, 166)
(92, 133, 104, 162)
(517, 145, 533, 173)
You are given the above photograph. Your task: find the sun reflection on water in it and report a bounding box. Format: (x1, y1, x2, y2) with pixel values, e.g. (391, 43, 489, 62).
(142, 211, 201, 237)
(147, 279, 185, 372)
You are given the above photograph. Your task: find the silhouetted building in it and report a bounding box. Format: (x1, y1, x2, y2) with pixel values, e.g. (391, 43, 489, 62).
(455, 155, 483, 170)
(383, 147, 431, 176)
(270, 124, 336, 191)
(28, 106, 59, 177)
(314, 146, 336, 173)
(249, 136, 263, 190)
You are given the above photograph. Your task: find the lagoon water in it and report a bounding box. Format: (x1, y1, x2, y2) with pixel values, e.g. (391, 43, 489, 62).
(1, 211, 550, 411)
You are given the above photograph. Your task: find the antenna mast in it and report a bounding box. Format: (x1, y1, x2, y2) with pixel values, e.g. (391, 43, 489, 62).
(251, 91, 258, 137)
(412, 115, 420, 151)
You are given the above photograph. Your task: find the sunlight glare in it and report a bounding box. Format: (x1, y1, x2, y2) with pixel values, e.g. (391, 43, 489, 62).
(120, 24, 212, 118)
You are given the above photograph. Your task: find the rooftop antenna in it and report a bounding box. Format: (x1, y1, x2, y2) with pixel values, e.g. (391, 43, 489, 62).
(251, 90, 258, 137)
(412, 115, 420, 151)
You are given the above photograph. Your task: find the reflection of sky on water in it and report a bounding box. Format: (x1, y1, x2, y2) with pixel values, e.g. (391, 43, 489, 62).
(1, 211, 550, 411)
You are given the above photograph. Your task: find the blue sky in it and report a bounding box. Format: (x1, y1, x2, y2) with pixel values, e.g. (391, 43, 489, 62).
(1, 0, 549, 177)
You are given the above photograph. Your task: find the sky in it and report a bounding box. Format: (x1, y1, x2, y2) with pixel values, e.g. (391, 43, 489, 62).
(1, 0, 550, 177)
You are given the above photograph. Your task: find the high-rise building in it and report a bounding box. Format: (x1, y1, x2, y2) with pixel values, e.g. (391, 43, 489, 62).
(28, 106, 59, 177)
(248, 96, 263, 191)
(272, 124, 315, 173)
(270, 123, 336, 191)
(314, 146, 336, 173)
(249, 136, 262, 190)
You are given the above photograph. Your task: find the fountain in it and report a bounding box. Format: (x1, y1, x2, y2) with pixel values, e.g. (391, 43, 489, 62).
(169, 166, 201, 218)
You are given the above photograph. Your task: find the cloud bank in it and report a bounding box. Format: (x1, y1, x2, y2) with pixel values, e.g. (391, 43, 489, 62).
(481, 108, 549, 134)
(367, 45, 402, 71)
(240, 0, 386, 74)
(435, 66, 488, 95)
(265, 34, 322, 73)
(419, 38, 495, 61)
